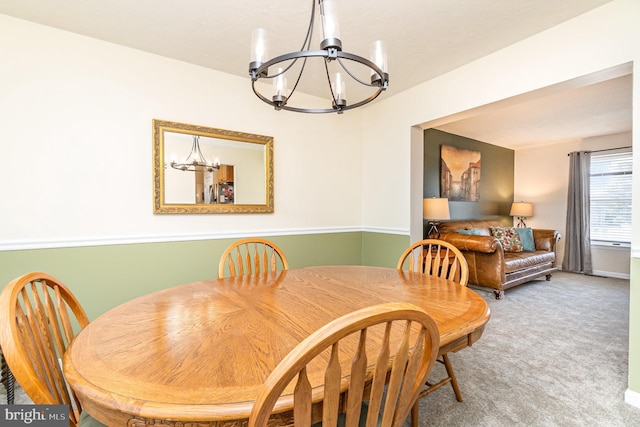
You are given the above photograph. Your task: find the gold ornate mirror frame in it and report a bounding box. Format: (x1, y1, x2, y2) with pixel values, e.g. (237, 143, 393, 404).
(153, 119, 274, 214)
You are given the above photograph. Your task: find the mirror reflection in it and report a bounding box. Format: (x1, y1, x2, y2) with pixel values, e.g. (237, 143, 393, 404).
(153, 119, 274, 214)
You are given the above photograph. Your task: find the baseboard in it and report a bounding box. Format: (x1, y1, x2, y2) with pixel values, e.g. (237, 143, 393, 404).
(590, 270, 630, 280)
(625, 388, 640, 409)
(558, 268, 630, 280)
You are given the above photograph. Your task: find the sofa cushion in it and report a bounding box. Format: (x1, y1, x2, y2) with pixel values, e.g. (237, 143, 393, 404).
(504, 251, 556, 273)
(516, 227, 535, 251)
(489, 226, 523, 252)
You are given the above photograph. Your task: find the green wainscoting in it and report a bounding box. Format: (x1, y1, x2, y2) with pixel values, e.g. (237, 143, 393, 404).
(0, 231, 409, 320)
(361, 232, 410, 267)
(629, 258, 640, 394)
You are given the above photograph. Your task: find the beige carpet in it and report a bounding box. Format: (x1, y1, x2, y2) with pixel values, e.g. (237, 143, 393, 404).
(2, 271, 640, 426)
(411, 271, 640, 426)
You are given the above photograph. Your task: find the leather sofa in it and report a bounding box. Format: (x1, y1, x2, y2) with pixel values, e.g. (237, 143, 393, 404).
(438, 220, 561, 299)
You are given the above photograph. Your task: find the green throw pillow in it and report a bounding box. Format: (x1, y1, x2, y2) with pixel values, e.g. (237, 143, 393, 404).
(516, 227, 535, 251)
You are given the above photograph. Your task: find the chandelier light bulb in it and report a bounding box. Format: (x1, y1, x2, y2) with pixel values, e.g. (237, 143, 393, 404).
(272, 67, 288, 109)
(320, 0, 341, 50)
(250, 28, 268, 67)
(370, 40, 387, 72)
(332, 72, 346, 108)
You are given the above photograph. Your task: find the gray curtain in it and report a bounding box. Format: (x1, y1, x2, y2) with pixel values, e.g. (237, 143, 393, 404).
(562, 151, 592, 274)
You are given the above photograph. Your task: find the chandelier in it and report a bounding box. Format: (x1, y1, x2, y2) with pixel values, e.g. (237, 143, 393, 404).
(248, 0, 389, 114)
(170, 135, 220, 172)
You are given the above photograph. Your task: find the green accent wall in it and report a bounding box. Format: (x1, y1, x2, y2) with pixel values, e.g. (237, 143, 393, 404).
(630, 258, 640, 393)
(424, 129, 514, 225)
(0, 231, 406, 320)
(361, 233, 410, 268)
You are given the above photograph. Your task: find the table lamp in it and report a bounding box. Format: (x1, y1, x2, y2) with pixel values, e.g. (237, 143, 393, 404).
(423, 197, 450, 239)
(510, 201, 533, 228)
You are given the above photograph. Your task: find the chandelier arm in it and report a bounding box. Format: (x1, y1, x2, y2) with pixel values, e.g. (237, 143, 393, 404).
(254, 50, 330, 77)
(264, 59, 299, 79)
(336, 57, 379, 87)
(252, 51, 387, 113)
(286, 56, 308, 100)
(333, 87, 384, 111)
(336, 52, 388, 87)
(194, 138, 208, 163)
(269, 0, 313, 82)
(300, 0, 315, 52)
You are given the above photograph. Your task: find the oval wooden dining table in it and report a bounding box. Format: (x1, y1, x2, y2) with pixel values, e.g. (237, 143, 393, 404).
(63, 265, 491, 426)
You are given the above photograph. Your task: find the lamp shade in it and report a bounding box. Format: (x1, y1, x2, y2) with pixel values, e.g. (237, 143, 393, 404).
(510, 202, 533, 217)
(423, 198, 450, 220)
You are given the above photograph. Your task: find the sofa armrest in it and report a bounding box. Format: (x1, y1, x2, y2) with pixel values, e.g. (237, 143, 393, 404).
(440, 233, 500, 253)
(441, 233, 505, 289)
(533, 229, 561, 252)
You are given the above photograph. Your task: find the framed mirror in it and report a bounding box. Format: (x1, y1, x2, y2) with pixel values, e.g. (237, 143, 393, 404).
(153, 119, 274, 214)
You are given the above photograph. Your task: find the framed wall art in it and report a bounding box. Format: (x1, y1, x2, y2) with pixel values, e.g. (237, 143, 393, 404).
(440, 145, 481, 202)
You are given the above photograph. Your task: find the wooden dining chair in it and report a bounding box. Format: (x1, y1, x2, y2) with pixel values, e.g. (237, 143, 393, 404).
(396, 239, 469, 427)
(249, 302, 440, 427)
(218, 237, 289, 278)
(0, 272, 106, 427)
(1, 345, 16, 404)
(396, 238, 469, 286)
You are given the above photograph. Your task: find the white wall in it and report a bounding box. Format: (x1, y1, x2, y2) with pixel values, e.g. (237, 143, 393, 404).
(0, 14, 364, 249)
(361, 0, 640, 246)
(360, 0, 640, 403)
(515, 132, 632, 278)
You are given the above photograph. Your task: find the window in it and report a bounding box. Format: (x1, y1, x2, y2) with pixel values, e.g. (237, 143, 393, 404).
(590, 150, 632, 245)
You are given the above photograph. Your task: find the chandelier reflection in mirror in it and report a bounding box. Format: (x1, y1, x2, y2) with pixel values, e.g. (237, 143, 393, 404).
(170, 135, 220, 172)
(249, 0, 389, 114)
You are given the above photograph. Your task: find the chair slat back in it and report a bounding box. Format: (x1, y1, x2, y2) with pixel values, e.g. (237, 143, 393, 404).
(218, 238, 289, 278)
(397, 239, 469, 286)
(0, 272, 89, 427)
(249, 302, 440, 427)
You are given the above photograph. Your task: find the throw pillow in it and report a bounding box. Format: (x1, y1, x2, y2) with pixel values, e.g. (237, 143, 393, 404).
(459, 229, 483, 235)
(516, 227, 535, 251)
(489, 226, 523, 252)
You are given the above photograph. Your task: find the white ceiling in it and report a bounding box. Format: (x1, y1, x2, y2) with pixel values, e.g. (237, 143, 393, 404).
(0, 0, 631, 149)
(435, 72, 633, 149)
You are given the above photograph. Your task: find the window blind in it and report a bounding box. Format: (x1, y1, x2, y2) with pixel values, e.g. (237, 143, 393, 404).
(589, 150, 632, 244)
